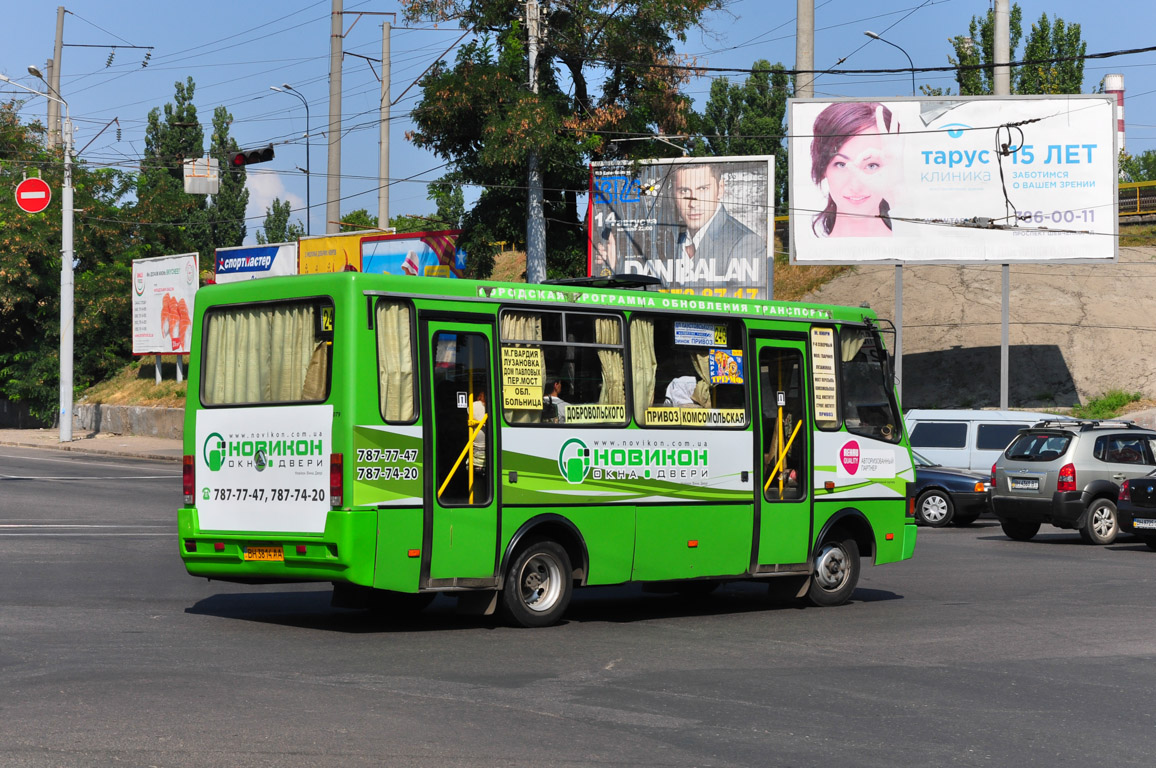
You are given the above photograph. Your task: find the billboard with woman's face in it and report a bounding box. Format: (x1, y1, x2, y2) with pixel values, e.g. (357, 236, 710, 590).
(789, 96, 1117, 264)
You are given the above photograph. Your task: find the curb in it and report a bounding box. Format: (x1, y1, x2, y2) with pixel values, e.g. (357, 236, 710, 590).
(0, 438, 182, 463)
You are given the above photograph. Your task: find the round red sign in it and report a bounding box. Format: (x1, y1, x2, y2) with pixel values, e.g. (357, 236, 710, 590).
(15, 177, 52, 214)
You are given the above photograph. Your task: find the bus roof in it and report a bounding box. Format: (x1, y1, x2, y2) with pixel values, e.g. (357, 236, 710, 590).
(202, 272, 877, 326)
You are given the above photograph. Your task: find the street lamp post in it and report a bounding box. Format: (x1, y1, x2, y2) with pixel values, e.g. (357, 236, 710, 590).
(1, 68, 74, 442)
(864, 31, 916, 97)
(270, 84, 311, 235)
(862, 32, 914, 404)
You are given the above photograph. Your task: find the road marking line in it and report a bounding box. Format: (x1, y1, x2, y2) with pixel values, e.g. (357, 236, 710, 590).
(0, 475, 178, 480)
(0, 524, 170, 529)
(0, 452, 175, 468)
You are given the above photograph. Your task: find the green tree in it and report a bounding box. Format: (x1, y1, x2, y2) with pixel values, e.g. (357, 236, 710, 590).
(133, 79, 247, 277)
(130, 78, 205, 278)
(402, 0, 722, 279)
(256, 197, 305, 244)
(946, 5, 1085, 96)
(340, 208, 379, 232)
(0, 103, 134, 420)
(946, 4, 1023, 95)
(194, 105, 249, 262)
(691, 60, 789, 215)
(1016, 13, 1086, 95)
(1120, 150, 1156, 182)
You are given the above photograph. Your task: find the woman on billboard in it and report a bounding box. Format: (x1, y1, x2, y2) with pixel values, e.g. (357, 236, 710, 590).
(810, 102, 901, 238)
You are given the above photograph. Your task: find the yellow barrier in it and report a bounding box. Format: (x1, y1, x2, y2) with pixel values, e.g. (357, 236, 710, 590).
(1119, 180, 1156, 217)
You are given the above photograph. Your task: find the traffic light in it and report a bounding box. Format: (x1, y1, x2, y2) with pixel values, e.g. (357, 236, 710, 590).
(228, 144, 275, 168)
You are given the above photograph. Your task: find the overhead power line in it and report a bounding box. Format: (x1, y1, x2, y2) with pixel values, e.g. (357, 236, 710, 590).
(602, 43, 1156, 77)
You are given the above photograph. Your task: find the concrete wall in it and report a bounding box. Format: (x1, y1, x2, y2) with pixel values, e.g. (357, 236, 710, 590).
(73, 404, 183, 440)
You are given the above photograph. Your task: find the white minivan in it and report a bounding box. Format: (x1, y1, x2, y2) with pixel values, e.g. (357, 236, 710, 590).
(904, 409, 1071, 472)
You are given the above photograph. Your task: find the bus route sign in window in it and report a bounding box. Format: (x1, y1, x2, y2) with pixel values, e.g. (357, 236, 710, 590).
(498, 309, 627, 426)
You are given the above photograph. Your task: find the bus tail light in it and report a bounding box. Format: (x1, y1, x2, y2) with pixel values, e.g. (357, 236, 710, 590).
(183, 455, 195, 504)
(330, 453, 343, 507)
(1120, 480, 1131, 502)
(1057, 463, 1076, 492)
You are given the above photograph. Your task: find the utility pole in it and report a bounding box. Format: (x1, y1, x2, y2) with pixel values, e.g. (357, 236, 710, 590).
(994, 0, 1011, 408)
(44, 59, 54, 131)
(49, 7, 65, 148)
(795, 0, 814, 98)
(378, 19, 390, 230)
(326, 0, 343, 234)
(524, 0, 546, 284)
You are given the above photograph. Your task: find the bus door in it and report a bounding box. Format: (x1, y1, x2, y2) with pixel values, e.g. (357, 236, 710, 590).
(421, 319, 498, 585)
(753, 337, 812, 568)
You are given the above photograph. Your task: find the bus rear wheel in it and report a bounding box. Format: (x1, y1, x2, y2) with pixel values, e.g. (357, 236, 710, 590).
(500, 539, 573, 628)
(807, 537, 859, 607)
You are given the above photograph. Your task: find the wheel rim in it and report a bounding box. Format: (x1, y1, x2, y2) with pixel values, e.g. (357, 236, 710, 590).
(518, 552, 563, 613)
(921, 494, 949, 524)
(814, 543, 849, 592)
(1091, 505, 1116, 539)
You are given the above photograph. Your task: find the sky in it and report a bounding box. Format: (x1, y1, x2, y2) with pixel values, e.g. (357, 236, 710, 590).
(3, 0, 1153, 244)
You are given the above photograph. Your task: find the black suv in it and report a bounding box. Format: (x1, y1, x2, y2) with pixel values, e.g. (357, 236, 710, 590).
(990, 420, 1156, 544)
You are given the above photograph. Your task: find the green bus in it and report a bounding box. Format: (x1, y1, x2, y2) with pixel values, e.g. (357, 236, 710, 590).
(179, 272, 916, 627)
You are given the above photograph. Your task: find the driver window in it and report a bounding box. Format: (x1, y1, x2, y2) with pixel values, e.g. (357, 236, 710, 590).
(839, 327, 900, 444)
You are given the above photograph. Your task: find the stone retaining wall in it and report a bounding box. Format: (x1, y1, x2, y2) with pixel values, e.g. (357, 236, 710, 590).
(73, 404, 183, 440)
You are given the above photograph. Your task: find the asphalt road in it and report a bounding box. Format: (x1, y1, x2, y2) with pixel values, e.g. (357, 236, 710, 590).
(2, 447, 1155, 767)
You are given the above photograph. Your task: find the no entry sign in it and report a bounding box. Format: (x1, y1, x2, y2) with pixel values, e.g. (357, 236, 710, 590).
(15, 177, 52, 213)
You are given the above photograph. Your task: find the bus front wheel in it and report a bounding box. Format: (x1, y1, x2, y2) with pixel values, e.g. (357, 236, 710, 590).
(500, 539, 573, 628)
(807, 537, 860, 607)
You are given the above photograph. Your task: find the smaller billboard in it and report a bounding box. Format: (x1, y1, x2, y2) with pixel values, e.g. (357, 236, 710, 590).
(588, 156, 773, 299)
(361, 230, 466, 278)
(297, 231, 372, 274)
(214, 242, 298, 283)
(132, 253, 199, 355)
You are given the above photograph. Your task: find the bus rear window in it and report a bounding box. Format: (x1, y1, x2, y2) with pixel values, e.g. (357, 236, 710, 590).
(201, 299, 333, 406)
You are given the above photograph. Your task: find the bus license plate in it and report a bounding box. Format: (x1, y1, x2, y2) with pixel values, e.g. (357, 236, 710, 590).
(1009, 477, 1039, 491)
(1133, 519, 1156, 530)
(244, 546, 284, 561)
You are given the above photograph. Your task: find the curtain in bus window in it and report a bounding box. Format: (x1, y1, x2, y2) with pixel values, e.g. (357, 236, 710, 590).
(595, 317, 625, 405)
(203, 303, 318, 404)
(301, 341, 329, 400)
(375, 302, 415, 422)
(500, 312, 543, 424)
(690, 352, 713, 407)
(630, 318, 656, 422)
(840, 333, 866, 363)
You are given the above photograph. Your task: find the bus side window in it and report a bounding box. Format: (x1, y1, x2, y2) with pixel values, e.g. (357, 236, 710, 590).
(375, 299, 416, 423)
(498, 309, 626, 426)
(631, 315, 747, 428)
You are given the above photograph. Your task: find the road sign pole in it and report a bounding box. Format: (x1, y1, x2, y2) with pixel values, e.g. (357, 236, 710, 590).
(60, 111, 74, 442)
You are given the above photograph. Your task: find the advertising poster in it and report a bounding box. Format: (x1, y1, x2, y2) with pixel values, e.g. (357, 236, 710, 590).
(132, 253, 198, 355)
(588, 156, 774, 299)
(214, 242, 298, 283)
(360, 230, 466, 278)
(195, 405, 333, 534)
(788, 96, 1117, 264)
(297, 232, 370, 274)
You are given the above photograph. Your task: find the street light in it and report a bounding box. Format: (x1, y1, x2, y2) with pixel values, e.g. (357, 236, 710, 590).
(0, 68, 75, 442)
(864, 31, 916, 97)
(270, 83, 311, 235)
